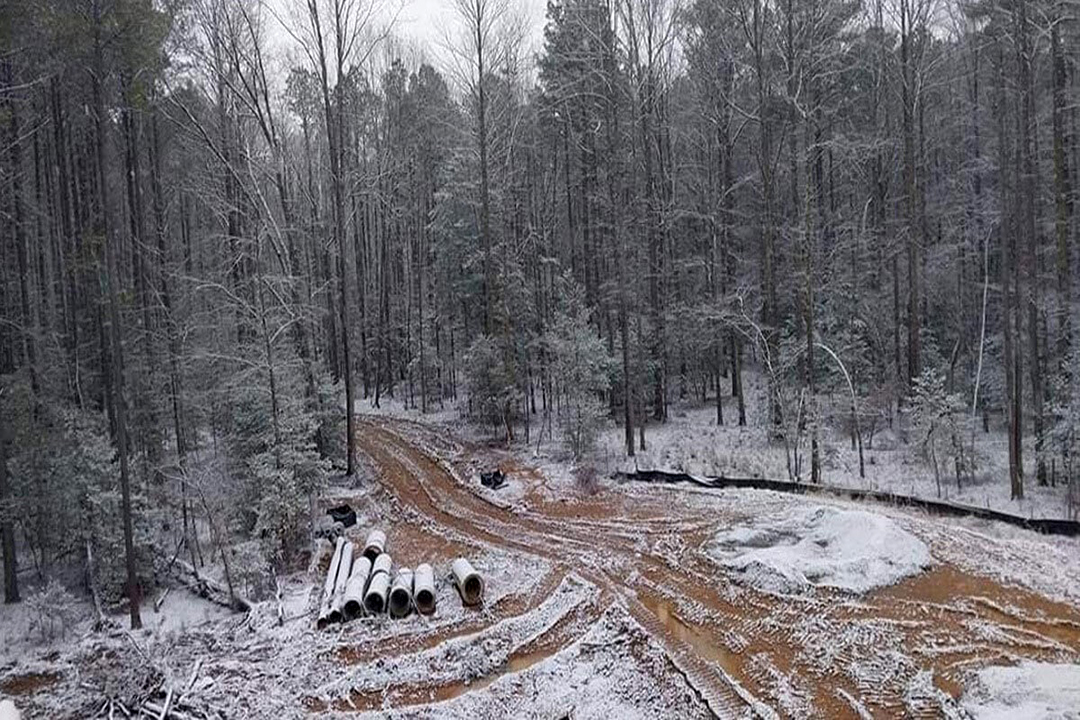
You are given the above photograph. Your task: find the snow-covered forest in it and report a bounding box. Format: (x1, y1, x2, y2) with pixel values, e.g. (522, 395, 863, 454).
(2, 0, 1080, 717)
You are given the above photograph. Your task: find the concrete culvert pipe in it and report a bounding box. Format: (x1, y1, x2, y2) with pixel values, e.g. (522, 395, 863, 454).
(362, 529, 386, 561)
(413, 563, 436, 615)
(317, 537, 346, 629)
(342, 556, 372, 620)
(389, 568, 415, 618)
(452, 558, 484, 606)
(364, 552, 392, 614)
(371, 552, 392, 577)
(328, 542, 355, 623)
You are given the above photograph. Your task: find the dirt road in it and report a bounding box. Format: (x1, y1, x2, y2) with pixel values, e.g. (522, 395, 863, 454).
(349, 416, 1080, 718)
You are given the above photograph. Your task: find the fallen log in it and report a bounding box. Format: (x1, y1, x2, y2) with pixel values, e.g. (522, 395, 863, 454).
(154, 588, 170, 613)
(169, 558, 250, 612)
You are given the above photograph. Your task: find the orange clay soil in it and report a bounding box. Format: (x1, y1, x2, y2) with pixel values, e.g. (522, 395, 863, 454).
(319, 417, 1080, 718)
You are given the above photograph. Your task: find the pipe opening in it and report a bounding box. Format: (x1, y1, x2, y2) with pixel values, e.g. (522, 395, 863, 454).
(414, 589, 435, 615)
(343, 599, 362, 619)
(365, 595, 384, 614)
(328, 609, 342, 624)
(389, 588, 412, 618)
(462, 576, 482, 605)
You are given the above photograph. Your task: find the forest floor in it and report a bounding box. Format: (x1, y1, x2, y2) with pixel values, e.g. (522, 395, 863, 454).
(375, 369, 1078, 520)
(3, 413, 1080, 718)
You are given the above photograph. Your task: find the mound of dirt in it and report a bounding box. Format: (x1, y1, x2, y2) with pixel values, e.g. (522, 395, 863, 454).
(706, 505, 933, 594)
(962, 661, 1080, 720)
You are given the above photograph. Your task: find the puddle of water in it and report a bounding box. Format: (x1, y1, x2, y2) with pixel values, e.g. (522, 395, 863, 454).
(440, 646, 553, 700)
(638, 593, 740, 673)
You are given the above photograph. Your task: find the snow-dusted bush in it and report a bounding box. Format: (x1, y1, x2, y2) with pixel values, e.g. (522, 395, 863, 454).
(909, 369, 972, 497)
(544, 276, 615, 459)
(231, 540, 275, 599)
(573, 465, 600, 495)
(225, 356, 330, 568)
(251, 404, 329, 568)
(2, 380, 154, 603)
(25, 579, 78, 642)
(312, 368, 346, 466)
(463, 334, 523, 441)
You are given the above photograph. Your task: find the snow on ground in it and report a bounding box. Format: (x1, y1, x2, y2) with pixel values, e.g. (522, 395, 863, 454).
(704, 504, 933, 594)
(596, 402, 1074, 521)
(903, 511, 1080, 605)
(356, 374, 1078, 520)
(369, 605, 715, 720)
(6, 409, 1080, 719)
(138, 587, 234, 638)
(961, 661, 1080, 719)
(322, 574, 596, 703)
(359, 396, 1080, 605)
(353, 395, 459, 428)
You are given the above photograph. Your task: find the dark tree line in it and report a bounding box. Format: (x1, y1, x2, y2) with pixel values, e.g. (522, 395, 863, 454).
(2, 0, 1079, 618)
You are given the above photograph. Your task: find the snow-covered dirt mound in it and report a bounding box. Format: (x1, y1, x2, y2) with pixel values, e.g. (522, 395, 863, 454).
(706, 504, 933, 594)
(962, 661, 1080, 719)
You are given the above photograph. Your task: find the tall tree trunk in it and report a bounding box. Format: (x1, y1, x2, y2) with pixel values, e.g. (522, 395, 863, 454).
(5, 64, 40, 399)
(1051, 12, 1072, 364)
(149, 107, 192, 560)
(475, 0, 493, 334)
(51, 79, 83, 406)
(998, 43, 1023, 501)
(1015, 0, 1045, 485)
(121, 86, 161, 477)
(93, 0, 142, 629)
(305, 0, 357, 475)
(1, 406, 18, 603)
(901, 0, 921, 388)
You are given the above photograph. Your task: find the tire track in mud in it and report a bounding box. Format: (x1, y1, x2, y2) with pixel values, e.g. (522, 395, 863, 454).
(353, 419, 757, 717)
(354, 417, 1080, 719)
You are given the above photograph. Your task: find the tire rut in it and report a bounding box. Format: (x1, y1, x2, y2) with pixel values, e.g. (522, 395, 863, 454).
(355, 417, 1080, 719)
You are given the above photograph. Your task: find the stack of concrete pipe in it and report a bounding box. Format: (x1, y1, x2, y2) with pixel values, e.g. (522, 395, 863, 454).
(317, 528, 487, 627)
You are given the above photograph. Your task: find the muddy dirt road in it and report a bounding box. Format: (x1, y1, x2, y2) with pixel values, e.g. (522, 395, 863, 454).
(350, 416, 1080, 718)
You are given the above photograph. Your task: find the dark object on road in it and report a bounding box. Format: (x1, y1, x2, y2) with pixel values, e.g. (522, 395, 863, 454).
(326, 504, 357, 528)
(480, 469, 506, 490)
